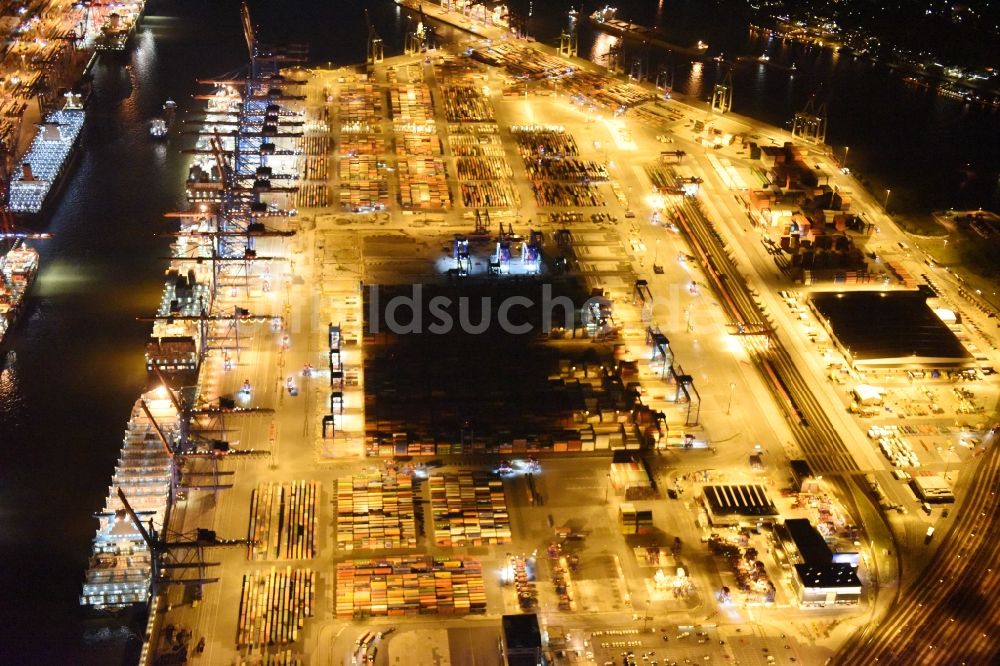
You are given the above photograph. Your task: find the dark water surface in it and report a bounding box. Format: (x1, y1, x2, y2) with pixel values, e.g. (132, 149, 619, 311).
(0, 0, 996, 663)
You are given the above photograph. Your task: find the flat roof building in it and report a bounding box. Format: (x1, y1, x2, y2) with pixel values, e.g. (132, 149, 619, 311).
(810, 290, 974, 369)
(777, 518, 862, 607)
(794, 563, 862, 607)
(911, 475, 955, 504)
(789, 459, 815, 492)
(701, 484, 778, 525)
(780, 518, 833, 565)
(502, 613, 542, 666)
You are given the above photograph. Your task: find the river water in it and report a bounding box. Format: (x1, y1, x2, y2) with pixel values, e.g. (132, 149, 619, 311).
(0, 0, 996, 663)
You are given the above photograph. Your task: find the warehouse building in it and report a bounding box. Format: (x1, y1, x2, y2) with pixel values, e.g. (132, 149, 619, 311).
(502, 613, 542, 666)
(809, 290, 974, 370)
(910, 475, 955, 504)
(776, 518, 862, 607)
(701, 484, 778, 526)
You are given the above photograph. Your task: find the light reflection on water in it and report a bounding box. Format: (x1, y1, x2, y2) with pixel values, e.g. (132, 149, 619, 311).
(589, 30, 620, 64)
(0, 354, 21, 417)
(686, 60, 703, 98)
(33, 260, 99, 296)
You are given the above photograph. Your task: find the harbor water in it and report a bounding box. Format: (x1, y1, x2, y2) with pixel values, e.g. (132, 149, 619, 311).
(0, 1, 996, 663)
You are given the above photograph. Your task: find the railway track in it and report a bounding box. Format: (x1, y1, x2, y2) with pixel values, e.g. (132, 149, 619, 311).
(673, 192, 859, 475)
(661, 175, 1000, 665)
(836, 442, 1000, 664)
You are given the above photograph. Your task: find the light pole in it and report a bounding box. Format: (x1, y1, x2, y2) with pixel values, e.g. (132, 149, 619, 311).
(884, 188, 891, 211)
(843, 145, 849, 168)
(727, 382, 736, 415)
(944, 445, 955, 479)
(653, 239, 660, 266)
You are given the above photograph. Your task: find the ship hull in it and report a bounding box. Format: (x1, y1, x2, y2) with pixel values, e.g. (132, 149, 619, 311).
(0, 249, 40, 348)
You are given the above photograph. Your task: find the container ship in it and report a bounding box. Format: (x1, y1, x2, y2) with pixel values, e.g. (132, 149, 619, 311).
(80, 389, 180, 611)
(0, 240, 39, 346)
(7, 94, 86, 216)
(94, 0, 147, 53)
(588, 5, 709, 58)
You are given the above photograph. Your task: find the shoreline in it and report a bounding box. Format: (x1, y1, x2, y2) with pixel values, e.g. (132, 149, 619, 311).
(404, 0, 1000, 299)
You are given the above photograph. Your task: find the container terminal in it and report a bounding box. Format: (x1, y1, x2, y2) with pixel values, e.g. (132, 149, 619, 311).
(83, 2, 1000, 665)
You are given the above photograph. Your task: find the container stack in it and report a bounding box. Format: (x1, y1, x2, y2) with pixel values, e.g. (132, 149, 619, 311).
(236, 567, 315, 648)
(428, 472, 511, 547)
(511, 126, 605, 208)
(564, 70, 654, 109)
(335, 474, 418, 551)
(337, 82, 388, 211)
(447, 113, 517, 209)
(340, 135, 386, 155)
(334, 557, 487, 619)
(387, 83, 450, 209)
(338, 154, 388, 212)
(441, 83, 495, 122)
(448, 127, 504, 157)
(636, 509, 654, 534)
(395, 134, 442, 157)
(473, 42, 573, 79)
(339, 83, 383, 132)
(619, 503, 637, 535)
(295, 135, 331, 207)
(389, 84, 434, 123)
(247, 481, 319, 561)
(397, 157, 451, 209)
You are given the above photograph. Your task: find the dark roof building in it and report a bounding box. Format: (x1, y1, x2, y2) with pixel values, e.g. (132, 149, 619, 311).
(502, 613, 542, 666)
(781, 518, 833, 564)
(778, 518, 864, 607)
(809, 290, 973, 369)
(789, 459, 814, 491)
(794, 563, 862, 590)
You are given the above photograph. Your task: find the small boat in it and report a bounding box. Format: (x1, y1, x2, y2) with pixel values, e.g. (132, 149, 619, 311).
(713, 53, 725, 62)
(758, 53, 770, 62)
(149, 118, 167, 138)
(149, 99, 177, 139)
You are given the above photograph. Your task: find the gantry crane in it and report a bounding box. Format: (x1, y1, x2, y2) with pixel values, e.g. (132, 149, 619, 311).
(365, 9, 384, 67)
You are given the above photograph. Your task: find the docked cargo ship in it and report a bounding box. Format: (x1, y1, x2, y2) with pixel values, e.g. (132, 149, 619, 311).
(144, 262, 212, 382)
(80, 389, 180, 611)
(588, 5, 709, 58)
(95, 0, 147, 52)
(0, 241, 40, 346)
(7, 94, 86, 216)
